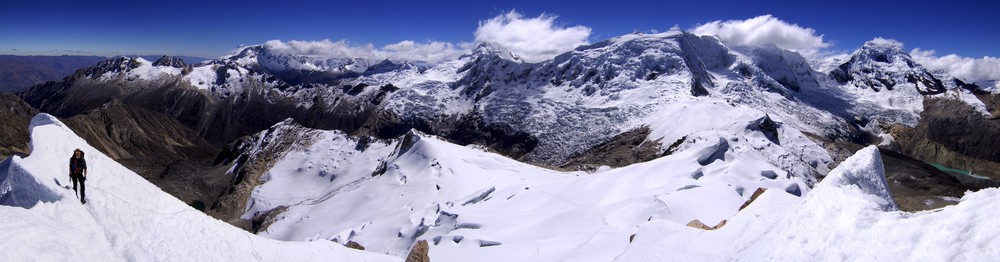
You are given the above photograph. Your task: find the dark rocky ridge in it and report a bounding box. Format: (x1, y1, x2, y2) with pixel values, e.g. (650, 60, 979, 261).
(0, 92, 225, 210)
(560, 127, 665, 170)
(62, 99, 218, 177)
(152, 55, 189, 68)
(18, 57, 541, 165)
(0, 93, 39, 158)
(206, 120, 325, 225)
(59, 99, 223, 208)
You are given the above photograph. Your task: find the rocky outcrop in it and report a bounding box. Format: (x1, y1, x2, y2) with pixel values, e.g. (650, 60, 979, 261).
(738, 188, 767, 211)
(152, 55, 188, 68)
(206, 119, 322, 224)
(0, 93, 38, 158)
(561, 127, 664, 169)
(345, 241, 366, 251)
(404, 240, 430, 262)
(686, 219, 727, 230)
(972, 90, 1000, 118)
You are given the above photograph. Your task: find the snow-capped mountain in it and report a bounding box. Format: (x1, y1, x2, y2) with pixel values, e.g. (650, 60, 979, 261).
(7, 24, 1000, 261)
(5, 115, 995, 261)
(20, 28, 999, 198)
(825, 39, 992, 128)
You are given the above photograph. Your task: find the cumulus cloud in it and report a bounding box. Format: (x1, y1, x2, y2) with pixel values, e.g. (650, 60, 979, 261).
(910, 48, 1000, 84)
(866, 37, 903, 49)
(474, 10, 591, 62)
(263, 39, 470, 64)
(692, 15, 830, 58)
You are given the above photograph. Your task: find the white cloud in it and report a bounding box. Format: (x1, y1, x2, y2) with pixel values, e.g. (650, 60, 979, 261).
(866, 37, 903, 49)
(263, 39, 470, 64)
(692, 15, 830, 58)
(474, 10, 591, 62)
(910, 48, 1000, 84)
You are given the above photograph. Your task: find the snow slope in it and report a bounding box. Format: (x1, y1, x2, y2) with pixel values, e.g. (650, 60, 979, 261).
(244, 121, 810, 261)
(617, 146, 1000, 261)
(0, 114, 399, 262)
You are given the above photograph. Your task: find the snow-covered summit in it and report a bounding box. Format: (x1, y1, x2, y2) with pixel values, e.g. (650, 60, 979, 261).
(152, 55, 189, 68)
(0, 114, 399, 261)
(464, 42, 523, 62)
(831, 38, 945, 94)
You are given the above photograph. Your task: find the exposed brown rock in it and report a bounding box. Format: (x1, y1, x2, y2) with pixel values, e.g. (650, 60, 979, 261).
(405, 240, 430, 262)
(686, 219, 727, 230)
(0, 93, 37, 159)
(561, 127, 665, 170)
(973, 90, 1000, 118)
(345, 241, 365, 251)
(206, 121, 321, 227)
(739, 188, 767, 211)
(63, 99, 217, 177)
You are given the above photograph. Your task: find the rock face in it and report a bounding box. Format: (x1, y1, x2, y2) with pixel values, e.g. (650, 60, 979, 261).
(404, 240, 430, 262)
(58, 99, 222, 209)
(63, 99, 217, 175)
(0, 93, 38, 158)
(206, 119, 324, 224)
(152, 55, 189, 68)
(560, 127, 665, 169)
(892, 98, 1000, 181)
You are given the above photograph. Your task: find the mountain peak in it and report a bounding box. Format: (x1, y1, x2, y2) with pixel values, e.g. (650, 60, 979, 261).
(862, 37, 905, 51)
(79, 56, 143, 78)
(830, 38, 945, 94)
(465, 42, 522, 62)
(152, 55, 188, 68)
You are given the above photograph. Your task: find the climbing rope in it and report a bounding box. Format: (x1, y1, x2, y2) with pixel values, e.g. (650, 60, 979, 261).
(83, 184, 266, 260)
(85, 185, 190, 215)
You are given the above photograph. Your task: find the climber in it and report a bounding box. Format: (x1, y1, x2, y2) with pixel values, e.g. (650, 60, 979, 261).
(70, 149, 88, 204)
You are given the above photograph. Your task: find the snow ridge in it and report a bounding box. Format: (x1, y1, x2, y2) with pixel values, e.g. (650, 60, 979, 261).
(0, 114, 399, 262)
(618, 145, 1000, 261)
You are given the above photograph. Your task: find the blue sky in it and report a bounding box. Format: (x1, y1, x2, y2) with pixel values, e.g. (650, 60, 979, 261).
(1, 0, 998, 58)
